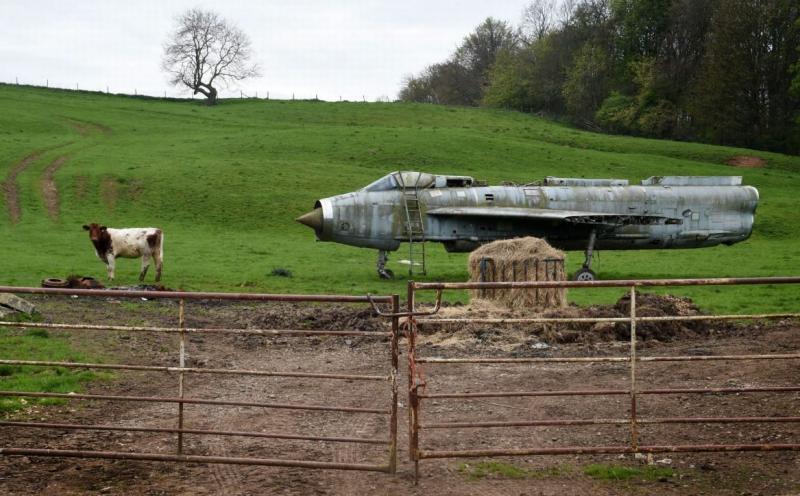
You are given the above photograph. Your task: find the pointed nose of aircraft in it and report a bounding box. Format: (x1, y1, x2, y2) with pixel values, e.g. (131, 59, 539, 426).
(296, 207, 324, 231)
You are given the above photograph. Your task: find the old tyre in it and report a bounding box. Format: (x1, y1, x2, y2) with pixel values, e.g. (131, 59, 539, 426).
(42, 278, 69, 288)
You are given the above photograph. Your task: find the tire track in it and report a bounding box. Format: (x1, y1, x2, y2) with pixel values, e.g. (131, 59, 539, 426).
(2, 150, 44, 224)
(2, 141, 75, 224)
(41, 155, 69, 221)
(65, 117, 113, 136)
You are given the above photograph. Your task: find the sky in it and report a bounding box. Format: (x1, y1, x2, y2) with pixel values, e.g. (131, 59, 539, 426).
(1, 0, 531, 101)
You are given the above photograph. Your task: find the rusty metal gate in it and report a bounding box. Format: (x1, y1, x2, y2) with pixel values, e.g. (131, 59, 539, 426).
(0, 286, 401, 472)
(406, 277, 800, 481)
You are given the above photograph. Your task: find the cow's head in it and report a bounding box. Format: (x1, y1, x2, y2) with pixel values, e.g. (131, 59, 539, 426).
(82, 223, 108, 243)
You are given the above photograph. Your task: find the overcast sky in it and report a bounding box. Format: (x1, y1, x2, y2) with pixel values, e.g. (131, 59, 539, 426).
(1, 0, 530, 101)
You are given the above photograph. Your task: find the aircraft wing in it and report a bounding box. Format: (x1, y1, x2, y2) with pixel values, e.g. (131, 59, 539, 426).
(426, 207, 677, 226)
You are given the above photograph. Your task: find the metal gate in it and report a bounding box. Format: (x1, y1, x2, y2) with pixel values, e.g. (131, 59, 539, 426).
(406, 277, 800, 481)
(0, 286, 400, 472)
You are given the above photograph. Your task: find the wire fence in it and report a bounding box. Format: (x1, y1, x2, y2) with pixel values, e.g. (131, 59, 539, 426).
(2, 77, 395, 103)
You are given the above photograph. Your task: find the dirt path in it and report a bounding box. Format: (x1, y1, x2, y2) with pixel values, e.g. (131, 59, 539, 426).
(0, 299, 797, 495)
(41, 155, 69, 221)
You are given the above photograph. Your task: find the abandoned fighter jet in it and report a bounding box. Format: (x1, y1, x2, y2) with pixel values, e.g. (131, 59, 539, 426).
(296, 171, 758, 280)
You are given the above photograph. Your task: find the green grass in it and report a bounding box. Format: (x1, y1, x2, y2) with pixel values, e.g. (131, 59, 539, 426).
(0, 326, 109, 412)
(1, 84, 799, 313)
(583, 463, 675, 481)
(456, 461, 674, 482)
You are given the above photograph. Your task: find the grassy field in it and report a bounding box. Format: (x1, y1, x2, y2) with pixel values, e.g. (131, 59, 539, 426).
(1, 83, 799, 313)
(0, 323, 108, 412)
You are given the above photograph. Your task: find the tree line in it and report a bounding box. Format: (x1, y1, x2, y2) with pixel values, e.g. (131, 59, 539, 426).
(399, 0, 800, 154)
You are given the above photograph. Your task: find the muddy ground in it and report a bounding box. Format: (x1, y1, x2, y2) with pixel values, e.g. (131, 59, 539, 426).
(0, 295, 798, 495)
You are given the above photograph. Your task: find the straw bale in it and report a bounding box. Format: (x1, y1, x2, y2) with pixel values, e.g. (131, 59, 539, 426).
(468, 237, 566, 310)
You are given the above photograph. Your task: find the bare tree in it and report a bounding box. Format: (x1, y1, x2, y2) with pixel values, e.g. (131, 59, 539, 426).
(522, 0, 578, 42)
(559, 0, 578, 23)
(162, 8, 259, 105)
(522, 0, 558, 42)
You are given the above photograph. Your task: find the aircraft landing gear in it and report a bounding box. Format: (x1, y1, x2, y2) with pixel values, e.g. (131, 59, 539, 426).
(377, 250, 394, 279)
(573, 229, 598, 281)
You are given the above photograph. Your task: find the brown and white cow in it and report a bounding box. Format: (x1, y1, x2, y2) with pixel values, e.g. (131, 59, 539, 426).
(82, 223, 164, 282)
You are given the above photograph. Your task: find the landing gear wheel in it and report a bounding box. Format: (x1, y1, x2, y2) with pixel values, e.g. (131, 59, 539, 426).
(376, 250, 394, 279)
(573, 268, 597, 282)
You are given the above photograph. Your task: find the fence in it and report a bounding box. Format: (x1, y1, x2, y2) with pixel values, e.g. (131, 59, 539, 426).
(0, 286, 400, 472)
(405, 277, 800, 481)
(3, 79, 393, 103)
(2, 278, 800, 480)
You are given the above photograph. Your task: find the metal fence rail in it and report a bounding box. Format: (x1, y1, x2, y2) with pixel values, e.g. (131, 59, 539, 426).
(0, 287, 401, 473)
(406, 276, 800, 482)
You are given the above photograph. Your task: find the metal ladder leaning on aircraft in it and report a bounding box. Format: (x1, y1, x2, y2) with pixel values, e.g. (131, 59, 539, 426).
(397, 172, 427, 277)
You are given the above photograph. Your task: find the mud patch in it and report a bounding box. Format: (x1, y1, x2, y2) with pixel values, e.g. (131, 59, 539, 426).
(65, 118, 112, 136)
(42, 155, 69, 221)
(100, 176, 119, 213)
(74, 175, 89, 202)
(191, 301, 387, 336)
(124, 179, 145, 202)
(726, 155, 766, 168)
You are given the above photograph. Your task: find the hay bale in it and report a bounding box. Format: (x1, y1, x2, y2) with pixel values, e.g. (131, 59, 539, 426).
(468, 237, 567, 310)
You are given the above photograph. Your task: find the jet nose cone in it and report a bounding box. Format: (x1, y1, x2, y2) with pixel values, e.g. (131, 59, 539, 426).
(296, 207, 324, 231)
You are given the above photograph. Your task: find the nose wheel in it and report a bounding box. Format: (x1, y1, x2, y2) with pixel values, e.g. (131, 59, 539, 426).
(377, 250, 394, 279)
(573, 229, 598, 281)
(573, 267, 597, 281)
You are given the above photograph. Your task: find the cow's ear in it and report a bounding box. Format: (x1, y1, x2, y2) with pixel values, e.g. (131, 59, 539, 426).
(100, 226, 108, 231)
(82, 225, 89, 231)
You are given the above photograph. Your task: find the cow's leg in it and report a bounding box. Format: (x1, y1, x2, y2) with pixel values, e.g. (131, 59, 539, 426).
(106, 256, 116, 281)
(139, 253, 151, 282)
(153, 251, 163, 282)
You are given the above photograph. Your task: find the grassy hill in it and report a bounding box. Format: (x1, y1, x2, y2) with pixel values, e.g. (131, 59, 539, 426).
(1, 83, 799, 313)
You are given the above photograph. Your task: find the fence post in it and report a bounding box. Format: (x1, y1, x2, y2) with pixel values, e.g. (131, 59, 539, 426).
(177, 299, 186, 454)
(629, 285, 638, 451)
(406, 281, 421, 483)
(388, 294, 400, 474)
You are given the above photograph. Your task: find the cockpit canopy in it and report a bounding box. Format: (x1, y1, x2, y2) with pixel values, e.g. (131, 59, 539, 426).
(362, 171, 474, 192)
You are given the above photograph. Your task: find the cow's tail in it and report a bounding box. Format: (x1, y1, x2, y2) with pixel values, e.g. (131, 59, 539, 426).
(158, 231, 164, 262)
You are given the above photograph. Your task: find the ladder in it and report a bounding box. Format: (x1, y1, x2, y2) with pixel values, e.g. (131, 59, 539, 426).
(396, 172, 427, 276)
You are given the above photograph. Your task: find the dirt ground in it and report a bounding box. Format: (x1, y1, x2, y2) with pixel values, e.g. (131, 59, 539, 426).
(0, 295, 798, 495)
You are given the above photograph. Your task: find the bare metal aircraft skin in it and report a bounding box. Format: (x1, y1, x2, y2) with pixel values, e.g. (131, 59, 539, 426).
(296, 171, 758, 279)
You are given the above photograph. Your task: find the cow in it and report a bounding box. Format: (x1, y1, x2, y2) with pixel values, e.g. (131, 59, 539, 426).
(82, 223, 164, 282)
